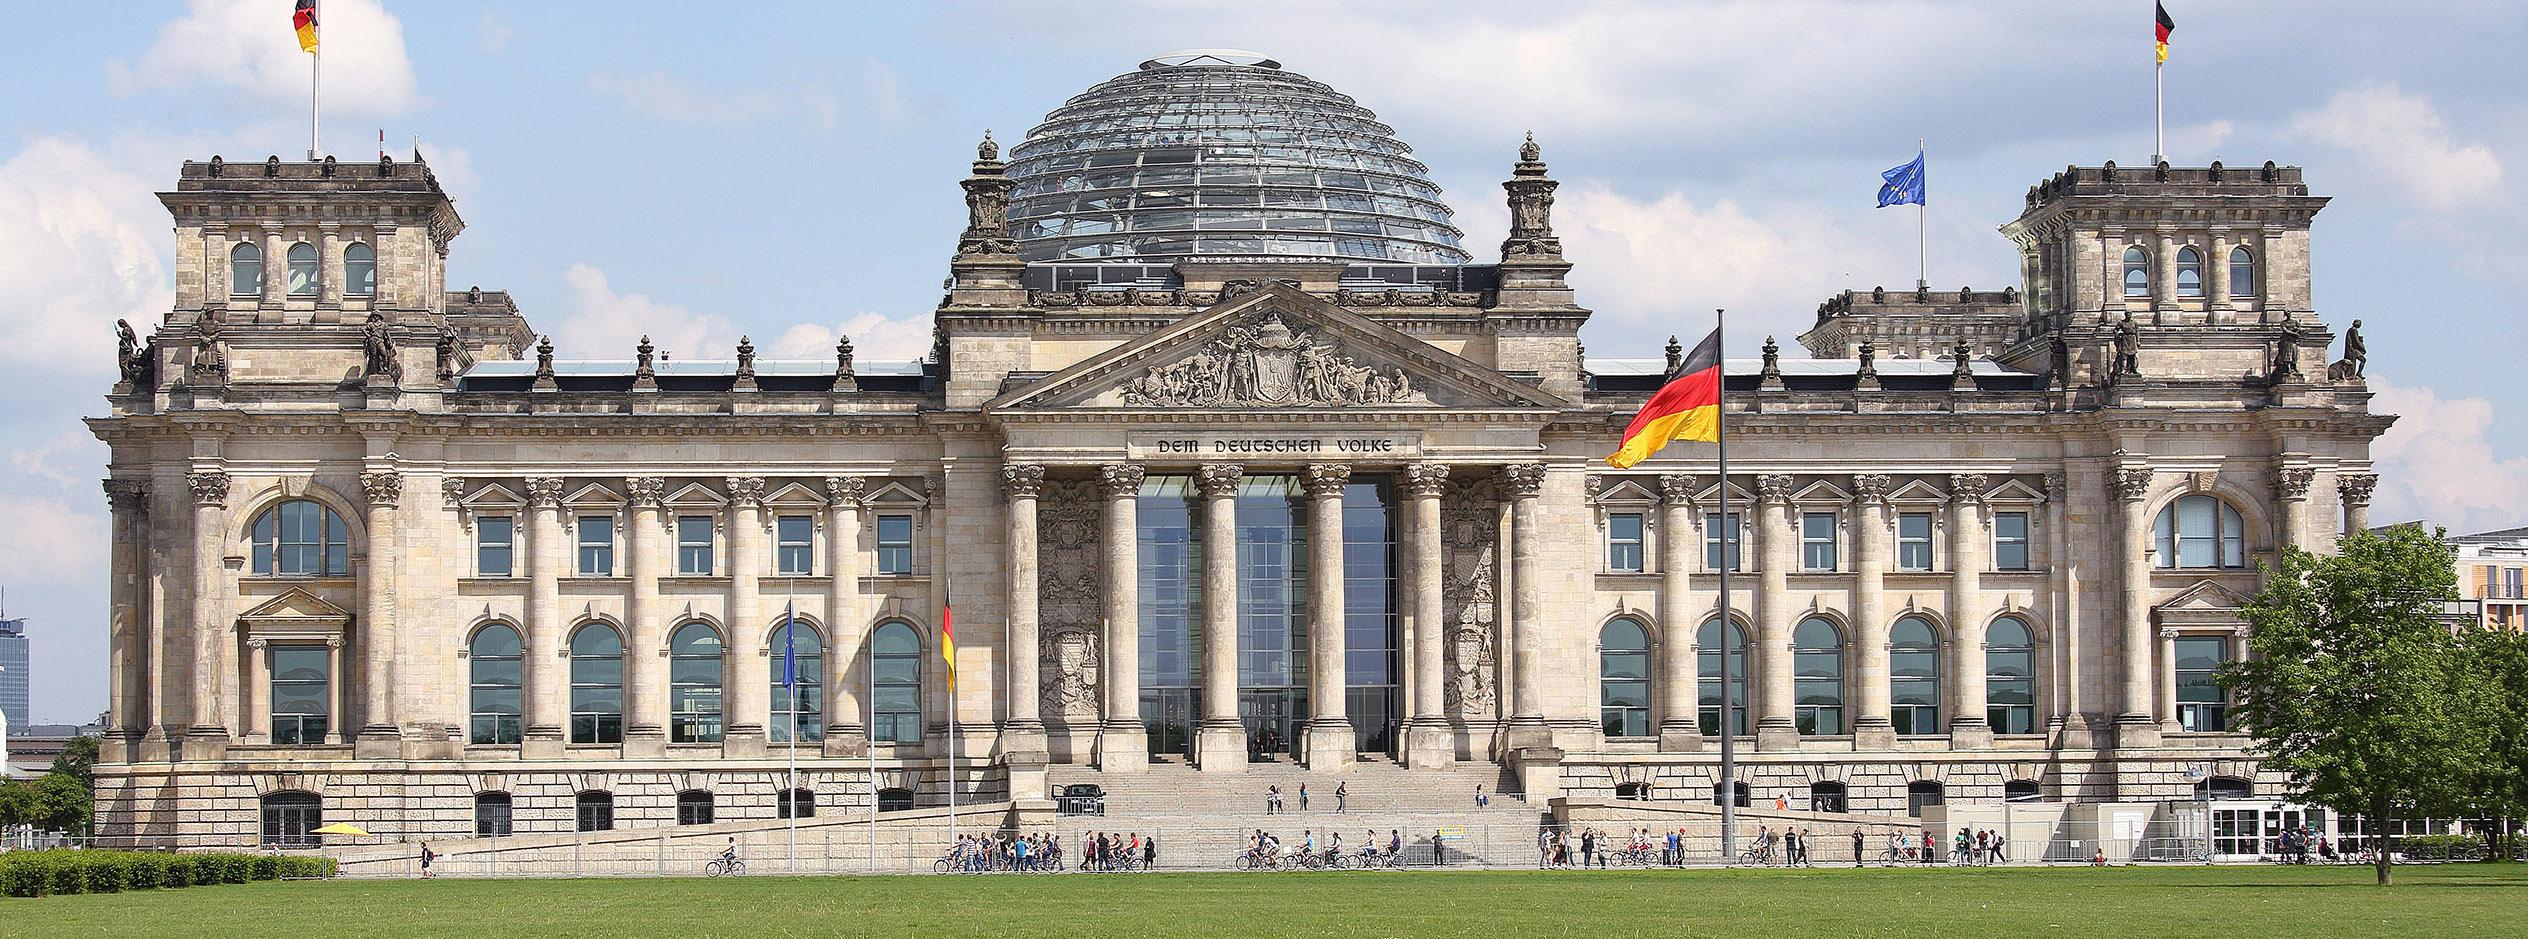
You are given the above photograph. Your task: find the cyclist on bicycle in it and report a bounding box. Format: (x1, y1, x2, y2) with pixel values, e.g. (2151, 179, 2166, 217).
(717, 837, 739, 870)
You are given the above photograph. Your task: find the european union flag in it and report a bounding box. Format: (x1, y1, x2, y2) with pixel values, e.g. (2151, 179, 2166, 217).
(1878, 151, 1926, 207)
(780, 604, 797, 689)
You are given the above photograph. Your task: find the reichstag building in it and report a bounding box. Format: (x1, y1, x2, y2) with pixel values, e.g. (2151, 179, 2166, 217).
(90, 50, 2387, 847)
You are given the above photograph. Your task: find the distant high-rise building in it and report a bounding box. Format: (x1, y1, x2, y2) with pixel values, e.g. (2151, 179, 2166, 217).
(0, 613, 28, 729)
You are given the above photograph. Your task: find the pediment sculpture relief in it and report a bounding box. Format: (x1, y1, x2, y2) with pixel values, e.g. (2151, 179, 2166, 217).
(1120, 312, 1431, 408)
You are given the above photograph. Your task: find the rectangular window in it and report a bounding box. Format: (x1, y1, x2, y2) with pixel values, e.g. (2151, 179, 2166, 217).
(268, 645, 330, 745)
(476, 516, 514, 577)
(676, 516, 714, 575)
(1800, 512, 1838, 571)
(876, 514, 915, 575)
(1897, 512, 1935, 571)
(2507, 568, 2524, 600)
(776, 515, 815, 576)
(576, 515, 614, 576)
(474, 796, 513, 838)
(1704, 512, 1742, 572)
(1993, 512, 2031, 571)
(2174, 636, 2231, 732)
(1606, 513, 1645, 572)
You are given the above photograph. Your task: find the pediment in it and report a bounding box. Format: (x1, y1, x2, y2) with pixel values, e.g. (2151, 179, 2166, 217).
(862, 480, 929, 508)
(664, 482, 727, 507)
(986, 284, 1570, 413)
(1592, 478, 1660, 505)
(565, 483, 623, 506)
(764, 482, 827, 506)
(1886, 479, 1950, 504)
(2159, 579, 2251, 613)
(1792, 480, 1852, 503)
(1986, 479, 2048, 502)
(238, 588, 354, 640)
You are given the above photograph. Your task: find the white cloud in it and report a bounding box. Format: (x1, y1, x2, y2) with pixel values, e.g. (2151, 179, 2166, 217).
(550, 263, 744, 361)
(0, 494, 109, 585)
(2291, 83, 2502, 211)
(2366, 375, 2528, 534)
(110, 0, 421, 118)
(769, 313, 935, 365)
(476, 11, 519, 55)
(0, 136, 175, 376)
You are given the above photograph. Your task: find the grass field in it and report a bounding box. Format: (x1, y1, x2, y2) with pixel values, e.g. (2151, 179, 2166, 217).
(6, 864, 2524, 938)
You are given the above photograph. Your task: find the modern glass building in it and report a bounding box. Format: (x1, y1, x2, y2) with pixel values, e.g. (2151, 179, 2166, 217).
(0, 616, 27, 730)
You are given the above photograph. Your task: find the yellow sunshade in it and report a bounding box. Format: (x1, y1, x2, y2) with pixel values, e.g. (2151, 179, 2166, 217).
(309, 823, 371, 836)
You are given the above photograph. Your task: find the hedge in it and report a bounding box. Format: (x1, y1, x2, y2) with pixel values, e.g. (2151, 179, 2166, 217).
(1, 849, 335, 898)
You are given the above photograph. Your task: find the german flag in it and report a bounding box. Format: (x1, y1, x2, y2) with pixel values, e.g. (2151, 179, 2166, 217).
(940, 579, 957, 693)
(294, 0, 320, 54)
(2155, 2, 2175, 63)
(1606, 327, 1722, 469)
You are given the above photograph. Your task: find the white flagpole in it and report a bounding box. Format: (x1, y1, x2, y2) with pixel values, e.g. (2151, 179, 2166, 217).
(1916, 137, 1928, 291)
(785, 592, 798, 874)
(946, 572, 957, 850)
(1715, 308, 1737, 865)
(867, 648, 879, 872)
(2154, 59, 2165, 165)
(308, 1, 322, 159)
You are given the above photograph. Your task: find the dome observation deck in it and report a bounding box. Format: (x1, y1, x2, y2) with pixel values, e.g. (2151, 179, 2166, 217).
(1005, 50, 1471, 266)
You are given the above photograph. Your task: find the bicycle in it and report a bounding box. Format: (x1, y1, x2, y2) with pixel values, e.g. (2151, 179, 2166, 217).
(1737, 844, 1775, 866)
(705, 857, 745, 877)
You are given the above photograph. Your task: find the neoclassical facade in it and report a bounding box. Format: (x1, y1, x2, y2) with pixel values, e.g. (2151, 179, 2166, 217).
(90, 52, 2390, 846)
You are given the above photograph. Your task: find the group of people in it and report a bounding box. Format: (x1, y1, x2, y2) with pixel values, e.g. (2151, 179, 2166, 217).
(1079, 831, 1156, 871)
(943, 832, 1064, 872)
(1948, 827, 2010, 865)
(1260, 782, 1353, 815)
(1245, 828, 1411, 868)
(2272, 827, 2338, 864)
(1747, 826, 1824, 866)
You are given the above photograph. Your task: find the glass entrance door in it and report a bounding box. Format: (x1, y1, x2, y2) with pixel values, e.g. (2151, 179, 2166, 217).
(1241, 689, 1303, 761)
(1142, 688, 1197, 758)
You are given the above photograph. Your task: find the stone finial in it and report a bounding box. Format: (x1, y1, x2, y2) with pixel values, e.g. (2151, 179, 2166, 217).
(188, 471, 231, 507)
(1501, 463, 1548, 498)
(1100, 463, 1146, 497)
(1664, 335, 1684, 373)
(957, 139, 1019, 258)
(361, 471, 404, 509)
(1400, 462, 1450, 497)
(1501, 133, 1561, 258)
(1951, 340, 1973, 382)
(535, 336, 555, 378)
(1519, 131, 1541, 165)
(1761, 336, 1781, 383)
(978, 130, 1000, 163)
(524, 476, 567, 508)
(1001, 463, 1046, 499)
(1856, 340, 1878, 381)
(635, 336, 656, 377)
(735, 336, 757, 381)
(626, 476, 667, 507)
(1656, 474, 1698, 506)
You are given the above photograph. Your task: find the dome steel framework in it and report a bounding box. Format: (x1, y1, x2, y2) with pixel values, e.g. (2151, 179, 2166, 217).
(1005, 51, 1471, 266)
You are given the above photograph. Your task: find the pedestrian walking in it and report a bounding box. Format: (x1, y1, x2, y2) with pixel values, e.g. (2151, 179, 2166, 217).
(1335, 782, 1348, 814)
(1298, 783, 1310, 812)
(1145, 833, 1158, 869)
(1537, 828, 1554, 869)
(1853, 828, 1865, 867)
(419, 842, 435, 878)
(1266, 784, 1282, 815)
(1990, 831, 2006, 864)
(1476, 784, 1490, 808)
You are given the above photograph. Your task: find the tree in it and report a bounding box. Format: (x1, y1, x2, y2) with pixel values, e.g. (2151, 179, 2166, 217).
(2223, 525, 2495, 885)
(46, 735, 99, 788)
(2462, 625, 2528, 860)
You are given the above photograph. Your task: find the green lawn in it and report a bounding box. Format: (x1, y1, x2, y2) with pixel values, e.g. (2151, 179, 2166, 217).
(6, 864, 2524, 938)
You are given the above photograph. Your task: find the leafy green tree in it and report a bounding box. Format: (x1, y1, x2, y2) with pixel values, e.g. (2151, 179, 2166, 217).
(2462, 625, 2528, 860)
(2224, 525, 2494, 884)
(46, 735, 99, 788)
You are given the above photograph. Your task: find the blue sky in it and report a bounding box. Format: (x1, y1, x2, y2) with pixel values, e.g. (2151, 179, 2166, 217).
(2, 1, 2523, 722)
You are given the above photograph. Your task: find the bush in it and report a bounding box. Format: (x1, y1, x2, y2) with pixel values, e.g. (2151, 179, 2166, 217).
(0, 849, 333, 898)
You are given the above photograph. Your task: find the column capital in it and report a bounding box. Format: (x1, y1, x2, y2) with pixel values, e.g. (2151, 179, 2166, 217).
(187, 470, 231, 507)
(1302, 463, 1352, 497)
(2043, 472, 2068, 497)
(361, 471, 403, 509)
(1100, 463, 1146, 497)
(2336, 473, 2378, 507)
(2113, 468, 2154, 502)
(524, 476, 567, 507)
(1755, 473, 1794, 505)
(824, 475, 867, 507)
(1001, 463, 1046, 499)
(104, 477, 149, 512)
(725, 476, 767, 507)
(1196, 463, 1245, 498)
(1402, 462, 1451, 497)
(625, 476, 667, 507)
(1655, 473, 1698, 506)
(1948, 473, 1988, 508)
(2273, 466, 2316, 501)
(1501, 463, 1547, 499)
(1850, 473, 1891, 507)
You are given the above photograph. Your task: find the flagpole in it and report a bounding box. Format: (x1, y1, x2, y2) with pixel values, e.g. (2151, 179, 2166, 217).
(1916, 138, 1928, 290)
(867, 649, 879, 873)
(785, 592, 798, 874)
(2154, 60, 2164, 165)
(945, 572, 957, 850)
(308, 0, 321, 160)
(1715, 307, 1737, 866)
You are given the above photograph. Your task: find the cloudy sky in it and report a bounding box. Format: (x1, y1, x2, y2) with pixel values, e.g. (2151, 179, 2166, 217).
(2, 1, 2523, 722)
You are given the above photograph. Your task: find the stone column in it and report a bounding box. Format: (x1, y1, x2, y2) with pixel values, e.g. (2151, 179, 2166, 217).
(2275, 466, 2315, 552)
(185, 470, 231, 757)
(317, 223, 345, 322)
(622, 477, 668, 756)
(2045, 473, 2088, 739)
(2097, 231, 2125, 324)
(1401, 463, 1453, 767)
(354, 470, 404, 757)
(1947, 475, 1992, 748)
(1300, 463, 1355, 770)
(2112, 466, 2161, 748)
(261, 229, 287, 316)
(1850, 474, 1895, 748)
(2208, 231, 2233, 322)
(522, 476, 568, 757)
(822, 477, 867, 756)
(724, 476, 769, 756)
(326, 639, 348, 745)
(1096, 463, 1148, 772)
(105, 479, 150, 746)
(2153, 230, 2177, 324)
(242, 639, 270, 745)
(1655, 474, 1701, 751)
(1501, 463, 1555, 752)
(1000, 464, 1048, 756)
(1753, 474, 1798, 749)
(1194, 463, 1248, 771)
(2338, 474, 2377, 540)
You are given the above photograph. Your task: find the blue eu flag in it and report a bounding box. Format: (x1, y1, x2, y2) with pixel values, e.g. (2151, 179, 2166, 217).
(1878, 151, 1926, 207)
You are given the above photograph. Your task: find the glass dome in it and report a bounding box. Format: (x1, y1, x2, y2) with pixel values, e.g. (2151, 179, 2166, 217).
(1005, 51, 1471, 265)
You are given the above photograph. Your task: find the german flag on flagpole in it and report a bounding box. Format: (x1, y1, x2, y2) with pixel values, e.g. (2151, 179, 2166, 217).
(1606, 327, 1722, 468)
(940, 574, 957, 693)
(2155, 2, 2175, 63)
(294, 0, 320, 53)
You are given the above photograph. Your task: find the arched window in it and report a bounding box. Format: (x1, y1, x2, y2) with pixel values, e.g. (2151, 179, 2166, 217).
(1614, 782, 1652, 801)
(260, 790, 322, 846)
(2197, 776, 2254, 799)
(249, 499, 351, 576)
(286, 242, 319, 296)
(1697, 618, 1748, 737)
(2228, 246, 2255, 300)
(468, 624, 523, 744)
(1906, 781, 1945, 819)
(575, 790, 614, 831)
(770, 622, 824, 744)
(569, 624, 625, 744)
(1890, 616, 1942, 734)
(668, 622, 725, 743)
(1792, 616, 1845, 735)
(2122, 246, 2150, 297)
(870, 621, 922, 744)
(2175, 246, 2204, 298)
(230, 242, 263, 296)
(676, 789, 715, 826)
(2004, 779, 2043, 803)
(1598, 619, 1651, 738)
(777, 788, 816, 819)
(2153, 494, 2247, 569)
(343, 243, 376, 297)
(1710, 780, 1750, 808)
(474, 791, 513, 837)
(1986, 616, 2037, 734)
(876, 787, 915, 812)
(1810, 781, 1848, 814)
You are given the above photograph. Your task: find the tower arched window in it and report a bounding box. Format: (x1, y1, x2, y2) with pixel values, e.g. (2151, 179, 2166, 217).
(1598, 618, 1651, 738)
(870, 621, 922, 743)
(230, 242, 263, 296)
(1697, 618, 1748, 737)
(669, 622, 724, 743)
(469, 624, 524, 744)
(569, 623, 625, 744)
(2122, 246, 2150, 297)
(2228, 246, 2255, 300)
(770, 621, 825, 744)
(249, 499, 351, 576)
(1986, 616, 2037, 734)
(2153, 494, 2248, 569)
(1890, 616, 1942, 734)
(344, 243, 376, 296)
(286, 242, 319, 297)
(1792, 616, 1845, 735)
(2175, 246, 2204, 298)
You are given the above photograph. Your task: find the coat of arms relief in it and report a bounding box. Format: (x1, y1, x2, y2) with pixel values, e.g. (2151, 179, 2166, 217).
(1119, 312, 1431, 408)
